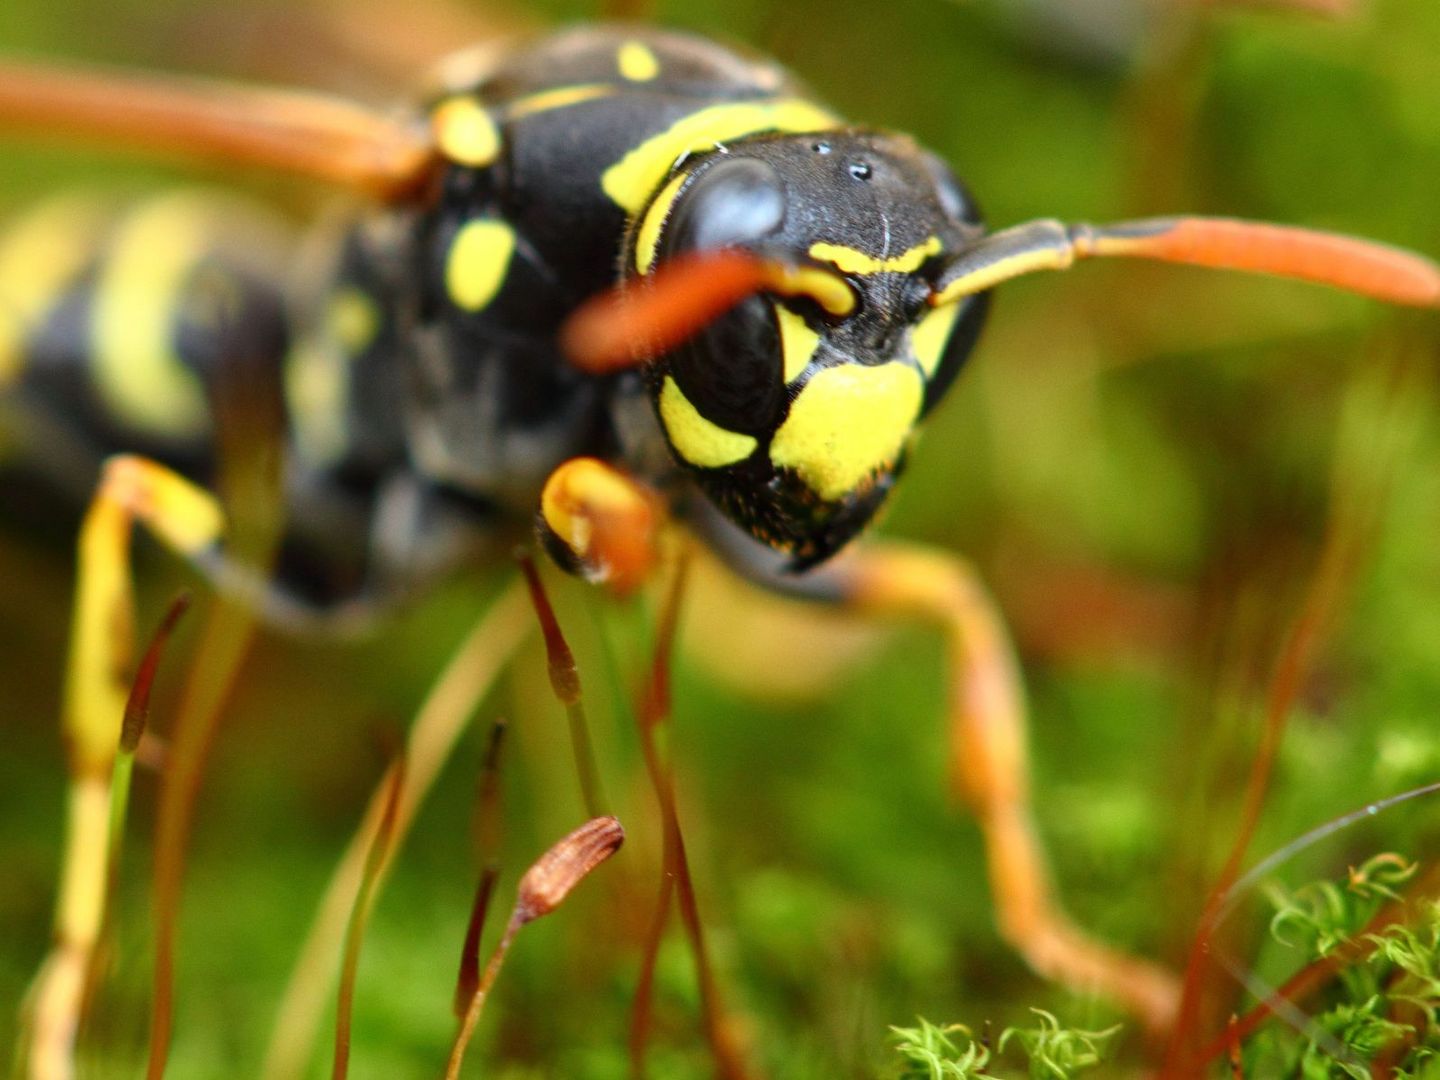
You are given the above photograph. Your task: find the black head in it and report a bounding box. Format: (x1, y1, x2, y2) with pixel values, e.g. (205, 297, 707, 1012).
(627, 130, 989, 567)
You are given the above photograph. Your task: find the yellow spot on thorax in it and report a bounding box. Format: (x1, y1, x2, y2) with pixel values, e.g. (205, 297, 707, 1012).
(432, 96, 501, 167)
(809, 235, 942, 276)
(285, 339, 348, 469)
(769, 362, 923, 501)
(446, 219, 516, 311)
(0, 195, 113, 385)
(327, 287, 381, 355)
(775, 304, 821, 383)
(506, 83, 613, 120)
(286, 284, 383, 468)
(659, 376, 757, 468)
(93, 195, 224, 438)
(633, 171, 688, 275)
(617, 40, 661, 82)
(910, 302, 961, 379)
(603, 99, 838, 215)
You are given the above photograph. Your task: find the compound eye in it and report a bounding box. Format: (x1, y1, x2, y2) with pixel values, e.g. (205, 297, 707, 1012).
(664, 157, 854, 319)
(655, 157, 789, 437)
(918, 290, 989, 416)
(662, 157, 787, 257)
(667, 291, 784, 436)
(919, 150, 981, 226)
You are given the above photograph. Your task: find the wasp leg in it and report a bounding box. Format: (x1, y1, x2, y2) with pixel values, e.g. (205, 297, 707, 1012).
(836, 542, 1180, 1031)
(689, 517, 1181, 1032)
(681, 541, 893, 701)
(536, 456, 663, 596)
(26, 454, 222, 1080)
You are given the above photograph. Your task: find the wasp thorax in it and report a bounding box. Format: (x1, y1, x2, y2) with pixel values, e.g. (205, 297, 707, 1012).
(630, 132, 989, 567)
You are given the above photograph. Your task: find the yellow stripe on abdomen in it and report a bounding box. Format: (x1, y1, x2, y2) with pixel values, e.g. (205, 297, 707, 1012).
(91, 194, 221, 440)
(0, 195, 115, 387)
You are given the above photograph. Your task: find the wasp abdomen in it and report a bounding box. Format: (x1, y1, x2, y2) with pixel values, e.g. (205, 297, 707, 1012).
(0, 192, 292, 481)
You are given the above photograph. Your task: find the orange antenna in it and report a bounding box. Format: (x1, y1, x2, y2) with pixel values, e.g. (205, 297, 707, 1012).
(0, 56, 439, 201)
(932, 216, 1440, 309)
(561, 250, 855, 373)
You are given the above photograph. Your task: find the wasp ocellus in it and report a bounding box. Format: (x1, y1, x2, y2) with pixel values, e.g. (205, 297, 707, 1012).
(3, 8, 1440, 1077)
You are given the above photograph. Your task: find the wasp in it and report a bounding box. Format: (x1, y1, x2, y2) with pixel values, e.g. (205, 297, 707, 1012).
(3, 15, 1438, 1076)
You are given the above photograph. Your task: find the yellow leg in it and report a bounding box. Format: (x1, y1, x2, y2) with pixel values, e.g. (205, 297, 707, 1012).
(25, 455, 224, 1080)
(837, 541, 1180, 1033)
(680, 541, 892, 703)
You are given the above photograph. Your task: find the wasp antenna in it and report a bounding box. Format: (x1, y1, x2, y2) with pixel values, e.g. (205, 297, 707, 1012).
(0, 57, 438, 201)
(562, 250, 772, 372)
(561, 250, 855, 373)
(932, 216, 1440, 310)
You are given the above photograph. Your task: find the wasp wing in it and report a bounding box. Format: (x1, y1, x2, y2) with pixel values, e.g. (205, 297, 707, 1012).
(0, 56, 437, 201)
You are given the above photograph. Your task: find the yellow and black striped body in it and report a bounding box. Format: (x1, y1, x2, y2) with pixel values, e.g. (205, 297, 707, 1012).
(0, 193, 392, 602)
(395, 26, 847, 511)
(0, 192, 290, 491)
(0, 26, 993, 604)
(411, 25, 989, 571)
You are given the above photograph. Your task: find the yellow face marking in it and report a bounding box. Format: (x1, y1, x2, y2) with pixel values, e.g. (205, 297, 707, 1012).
(617, 40, 661, 82)
(763, 264, 857, 317)
(93, 195, 222, 438)
(769, 362, 923, 501)
(506, 83, 614, 120)
(446, 219, 516, 312)
(634, 171, 688, 275)
(659, 376, 757, 468)
(0, 195, 113, 385)
(432, 96, 501, 167)
(809, 235, 943, 276)
(910, 301, 961, 379)
(603, 99, 839, 215)
(775, 304, 821, 383)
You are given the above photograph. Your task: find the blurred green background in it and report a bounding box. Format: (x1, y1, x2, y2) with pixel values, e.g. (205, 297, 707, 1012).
(2, 0, 1440, 1075)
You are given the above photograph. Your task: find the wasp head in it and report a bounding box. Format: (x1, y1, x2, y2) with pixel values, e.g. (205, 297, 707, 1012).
(630, 131, 989, 568)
